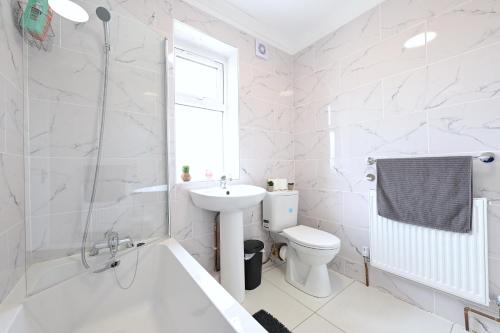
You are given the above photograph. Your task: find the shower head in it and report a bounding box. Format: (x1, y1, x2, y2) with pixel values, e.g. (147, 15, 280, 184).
(96, 7, 111, 22)
(96, 7, 111, 48)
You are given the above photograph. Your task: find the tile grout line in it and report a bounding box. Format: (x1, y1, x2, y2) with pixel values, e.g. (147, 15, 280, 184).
(314, 278, 356, 314)
(290, 278, 354, 332)
(290, 311, 316, 331)
(313, 280, 360, 330)
(262, 268, 356, 331)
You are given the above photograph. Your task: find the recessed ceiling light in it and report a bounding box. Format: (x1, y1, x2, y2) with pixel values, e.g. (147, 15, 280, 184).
(48, 0, 89, 23)
(404, 31, 437, 49)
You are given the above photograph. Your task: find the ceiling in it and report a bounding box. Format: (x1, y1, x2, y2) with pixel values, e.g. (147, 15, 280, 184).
(182, 0, 385, 55)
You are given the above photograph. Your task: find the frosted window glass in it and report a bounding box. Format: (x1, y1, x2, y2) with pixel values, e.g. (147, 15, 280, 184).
(175, 56, 221, 103)
(175, 105, 224, 180)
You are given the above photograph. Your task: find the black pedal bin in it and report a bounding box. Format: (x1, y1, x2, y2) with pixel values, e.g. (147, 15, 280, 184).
(244, 240, 264, 290)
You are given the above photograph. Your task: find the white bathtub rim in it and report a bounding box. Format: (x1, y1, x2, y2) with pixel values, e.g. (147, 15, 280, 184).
(0, 237, 265, 333)
(163, 238, 266, 333)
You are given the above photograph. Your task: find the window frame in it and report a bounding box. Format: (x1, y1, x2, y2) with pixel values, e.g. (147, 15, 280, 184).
(174, 41, 238, 183)
(174, 47, 226, 113)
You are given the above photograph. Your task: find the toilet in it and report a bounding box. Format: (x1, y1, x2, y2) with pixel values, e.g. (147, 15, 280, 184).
(263, 190, 340, 298)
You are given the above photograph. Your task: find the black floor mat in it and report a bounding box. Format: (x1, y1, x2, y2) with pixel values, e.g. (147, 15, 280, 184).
(253, 310, 291, 333)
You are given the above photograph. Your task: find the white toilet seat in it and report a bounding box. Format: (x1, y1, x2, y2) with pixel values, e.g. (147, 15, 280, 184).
(283, 225, 340, 250)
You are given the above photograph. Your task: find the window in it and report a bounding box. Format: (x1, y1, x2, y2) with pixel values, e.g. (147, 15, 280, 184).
(174, 22, 239, 183)
(175, 49, 224, 110)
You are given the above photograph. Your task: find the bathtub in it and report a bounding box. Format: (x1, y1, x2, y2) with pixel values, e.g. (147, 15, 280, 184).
(0, 238, 265, 333)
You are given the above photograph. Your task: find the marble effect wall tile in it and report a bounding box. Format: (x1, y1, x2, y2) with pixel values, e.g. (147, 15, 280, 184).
(113, 15, 165, 72)
(239, 159, 273, 186)
(294, 64, 339, 107)
(30, 156, 162, 218)
(380, 0, 467, 38)
(294, 102, 322, 134)
(428, 0, 500, 63)
(293, 45, 315, 79)
(29, 100, 99, 158)
(425, 43, 500, 110)
(274, 104, 293, 133)
(0, 157, 24, 299)
(298, 189, 342, 223)
(28, 47, 101, 106)
(4, 81, 23, 155)
(102, 111, 164, 158)
(315, 7, 380, 70)
(294, 130, 335, 160)
(108, 0, 173, 34)
(271, 160, 294, 181)
(239, 96, 275, 130)
(428, 98, 500, 153)
(179, 234, 215, 272)
(293, 0, 500, 329)
(327, 81, 384, 127)
(240, 64, 293, 107)
(239, 128, 274, 160)
(340, 113, 428, 158)
(61, 6, 165, 73)
(0, 0, 23, 87)
(383, 67, 427, 115)
(341, 24, 426, 90)
(369, 267, 436, 312)
(295, 160, 318, 190)
(0, 154, 24, 235)
(0, 0, 24, 304)
(342, 192, 369, 229)
(0, 78, 5, 154)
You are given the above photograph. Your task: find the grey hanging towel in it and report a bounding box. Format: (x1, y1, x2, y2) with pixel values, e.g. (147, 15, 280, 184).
(376, 156, 473, 233)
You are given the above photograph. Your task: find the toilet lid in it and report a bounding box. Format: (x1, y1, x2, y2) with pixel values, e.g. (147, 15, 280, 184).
(283, 225, 340, 250)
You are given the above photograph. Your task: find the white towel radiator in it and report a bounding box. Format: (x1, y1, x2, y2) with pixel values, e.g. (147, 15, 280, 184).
(369, 191, 490, 306)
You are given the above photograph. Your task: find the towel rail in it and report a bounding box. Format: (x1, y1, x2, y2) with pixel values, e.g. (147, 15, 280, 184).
(367, 152, 495, 166)
(364, 152, 495, 182)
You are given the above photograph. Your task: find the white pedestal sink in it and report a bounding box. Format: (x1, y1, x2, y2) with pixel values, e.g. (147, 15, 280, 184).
(190, 185, 266, 302)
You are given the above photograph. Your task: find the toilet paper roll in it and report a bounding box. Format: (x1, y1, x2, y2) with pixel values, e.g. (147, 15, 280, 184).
(279, 244, 287, 261)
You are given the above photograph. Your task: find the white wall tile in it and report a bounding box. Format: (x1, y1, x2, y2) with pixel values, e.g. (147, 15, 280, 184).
(428, 98, 500, 153)
(315, 7, 380, 69)
(341, 24, 426, 90)
(380, 0, 467, 38)
(383, 67, 427, 115)
(425, 43, 500, 109)
(428, 0, 500, 63)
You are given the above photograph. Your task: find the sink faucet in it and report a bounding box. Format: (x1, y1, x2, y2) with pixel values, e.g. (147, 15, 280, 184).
(220, 175, 232, 189)
(89, 230, 134, 257)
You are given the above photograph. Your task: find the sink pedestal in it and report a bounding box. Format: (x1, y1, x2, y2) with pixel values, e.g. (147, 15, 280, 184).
(189, 185, 266, 303)
(219, 211, 245, 303)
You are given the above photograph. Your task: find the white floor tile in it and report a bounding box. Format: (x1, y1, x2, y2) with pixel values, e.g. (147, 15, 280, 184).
(293, 314, 345, 333)
(317, 282, 453, 333)
(242, 280, 313, 329)
(262, 259, 283, 273)
(264, 265, 353, 311)
(451, 324, 468, 333)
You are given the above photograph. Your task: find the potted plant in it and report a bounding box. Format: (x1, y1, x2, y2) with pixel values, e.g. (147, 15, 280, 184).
(287, 182, 295, 191)
(267, 180, 274, 192)
(181, 165, 191, 182)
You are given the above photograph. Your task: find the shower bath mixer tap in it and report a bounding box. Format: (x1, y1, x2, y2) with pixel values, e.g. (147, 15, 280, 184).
(89, 230, 134, 257)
